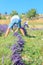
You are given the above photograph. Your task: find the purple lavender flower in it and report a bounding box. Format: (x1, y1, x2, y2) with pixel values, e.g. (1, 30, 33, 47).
(11, 53, 21, 63)
(11, 44, 18, 50)
(13, 48, 23, 55)
(30, 28, 43, 30)
(11, 44, 22, 51)
(17, 35, 22, 40)
(16, 61, 25, 65)
(14, 32, 19, 36)
(2, 24, 8, 32)
(17, 39, 24, 47)
(11, 31, 25, 65)
(11, 53, 25, 65)
(0, 24, 8, 33)
(11, 44, 23, 55)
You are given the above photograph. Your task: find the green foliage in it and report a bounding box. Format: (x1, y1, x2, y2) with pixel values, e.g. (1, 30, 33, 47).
(2, 15, 6, 20)
(0, 15, 6, 20)
(26, 9, 37, 19)
(0, 16, 2, 19)
(19, 14, 25, 19)
(10, 10, 18, 16)
(0, 29, 43, 65)
(0, 13, 2, 19)
(19, 13, 26, 19)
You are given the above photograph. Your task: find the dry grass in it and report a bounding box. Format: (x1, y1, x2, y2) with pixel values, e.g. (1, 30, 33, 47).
(0, 18, 43, 24)
(0, 18, 43, 28)
(0, 19, 10, 24)
(30, 18, 43, 23)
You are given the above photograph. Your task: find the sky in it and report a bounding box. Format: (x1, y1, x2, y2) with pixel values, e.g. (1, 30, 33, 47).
(0, 0, 43, 14)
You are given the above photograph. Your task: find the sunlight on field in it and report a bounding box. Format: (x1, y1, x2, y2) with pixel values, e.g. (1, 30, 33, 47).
(0, 18, 43, 65)
(0, 20, 10, 24)
(0, 18, 43, 25)
(0, 29, 43, 65)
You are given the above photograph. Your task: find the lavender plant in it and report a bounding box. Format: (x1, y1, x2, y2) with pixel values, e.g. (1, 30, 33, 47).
(11, 32, 25, 65)
(0, 24, 8, 36)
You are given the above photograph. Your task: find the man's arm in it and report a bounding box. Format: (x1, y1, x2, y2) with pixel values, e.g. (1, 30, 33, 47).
(4, 28, 10, 38)
(20, 28, 25, 36)
(14, 28, 18, 33)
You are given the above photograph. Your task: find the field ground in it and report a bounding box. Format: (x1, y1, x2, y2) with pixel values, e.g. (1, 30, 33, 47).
(0, 18, 43, 65)
(0, 18, 43, 28)
(0, 28, 43, 65)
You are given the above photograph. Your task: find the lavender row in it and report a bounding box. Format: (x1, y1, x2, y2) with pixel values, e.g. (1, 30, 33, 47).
(0, 24, 8, 36)
(11, 32, 25, 65)
(31, 28, 43, 30)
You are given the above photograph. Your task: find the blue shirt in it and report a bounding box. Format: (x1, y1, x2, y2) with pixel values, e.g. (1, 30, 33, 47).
(8, 15, 21, 28)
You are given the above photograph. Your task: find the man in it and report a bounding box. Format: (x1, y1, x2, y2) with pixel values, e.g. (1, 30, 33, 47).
(5, 15, 25, 37)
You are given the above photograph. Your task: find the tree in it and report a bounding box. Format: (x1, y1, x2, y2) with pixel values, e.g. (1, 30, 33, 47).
(10, 10, 18, 16)
(19, 13, 25, 19)
(26, 9, 37, 19)
(5, 12, 7, 15)
(0, 13, 2, 19)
